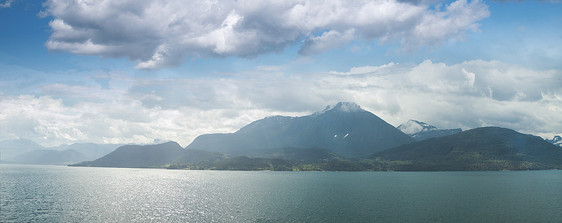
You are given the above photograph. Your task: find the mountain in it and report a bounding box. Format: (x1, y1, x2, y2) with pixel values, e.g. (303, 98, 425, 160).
(372, 127, 562, 171)
(244, 147, 341, 162)
(186, 102, 415, 157)
(9, 149, 87, 165)
(72, 142, 224, 168)
(0, 139, 45, 161)
(1, 140, 120, 165)
(63, 143, 120, 160)
(546, 136, 562, 147)
(397, 120, 462, 141)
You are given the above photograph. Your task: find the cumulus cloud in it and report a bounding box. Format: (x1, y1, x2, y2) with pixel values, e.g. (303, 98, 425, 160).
(300, 29, 356, 55)
(2, 59, 560, 146)
(43, 0, 489, 69)
(323, 60, 562, 137)
(0, 93, 299, 147)
(120, 59, 562, 140)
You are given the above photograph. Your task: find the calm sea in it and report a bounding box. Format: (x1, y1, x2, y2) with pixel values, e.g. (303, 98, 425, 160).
(1, 164, 561, 222)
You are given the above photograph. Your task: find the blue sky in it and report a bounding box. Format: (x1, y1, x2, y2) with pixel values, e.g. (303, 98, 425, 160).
(1, 0, 561, 147)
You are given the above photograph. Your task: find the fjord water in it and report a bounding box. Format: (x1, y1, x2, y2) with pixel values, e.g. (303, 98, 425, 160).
(1, 165, 561, 222)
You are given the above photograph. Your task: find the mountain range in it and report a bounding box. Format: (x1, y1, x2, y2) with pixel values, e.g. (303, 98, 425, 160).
(9, 149, 87, 165)
(0, 140, 120, 165)
(72, 142, 225, 168)
(72, 143, 340, 169)
(372, 127, 562, 171)
(0, 139, 45, 161)
(6, 102, 562, 171)
(397, 119, 462, 141)
(187, 102, 414, 157)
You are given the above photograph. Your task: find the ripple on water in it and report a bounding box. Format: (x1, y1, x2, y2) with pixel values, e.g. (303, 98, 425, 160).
(2, 165, 562, 222)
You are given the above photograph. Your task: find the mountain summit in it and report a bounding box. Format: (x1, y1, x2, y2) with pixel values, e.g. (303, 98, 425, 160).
(316, 102, 363, 114)
(186, 102, 414, 157)
(547, 136, 562, 147)
(397, 120, 461, 141)
(398, 120, 438, 135)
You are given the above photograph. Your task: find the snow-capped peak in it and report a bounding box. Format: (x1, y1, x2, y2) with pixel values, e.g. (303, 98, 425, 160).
(397, 120, 437, 135)
(318, 102, 363, 114)
(547, 135, 562, 147)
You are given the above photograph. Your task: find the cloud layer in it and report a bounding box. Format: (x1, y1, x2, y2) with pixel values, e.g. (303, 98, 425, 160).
(1, 60, 560, 146)
(43, 0, 489, 69)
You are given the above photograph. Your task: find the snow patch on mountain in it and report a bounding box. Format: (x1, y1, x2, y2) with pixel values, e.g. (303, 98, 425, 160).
(547, 136, 562, 147)
(397, 120, 462, 141)
(397, 120, 437, 135)
(316, 102, 363, 115)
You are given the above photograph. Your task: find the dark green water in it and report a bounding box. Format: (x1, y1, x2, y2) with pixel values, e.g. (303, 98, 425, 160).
(1, 164, 561, 222)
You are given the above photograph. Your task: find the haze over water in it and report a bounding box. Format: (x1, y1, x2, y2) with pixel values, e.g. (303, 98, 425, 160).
(2, 164, 561, 222)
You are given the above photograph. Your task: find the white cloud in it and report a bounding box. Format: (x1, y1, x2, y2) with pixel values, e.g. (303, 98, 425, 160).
(300, 29, 356, 55)
(2, 59, 560, 146)
(329, 62, 398, 75)
(0, 0, 14, 8)
(43, 0, 489, 69)
(324, 60, 562, 137)
(0, 0, 12, 8)
(0, 93, 299, 147)
(403, 0, 489, 48)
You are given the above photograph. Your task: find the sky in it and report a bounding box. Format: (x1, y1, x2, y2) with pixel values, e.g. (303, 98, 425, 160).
(0, 0, 561, 147)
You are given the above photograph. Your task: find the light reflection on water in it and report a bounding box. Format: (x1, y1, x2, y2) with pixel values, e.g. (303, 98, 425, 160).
(1, 164, 561, 222)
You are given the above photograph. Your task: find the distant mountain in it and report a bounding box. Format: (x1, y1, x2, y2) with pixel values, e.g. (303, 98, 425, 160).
(63, 143, 120, 160)
(372, 127, 562, 171)
(186, 102, 414, 157)
(397, 120, 462, 141)
(0, 139, 45, 161)
(72, 142, 224, 168)
(1, 140, 121, 165)
(48, 144, 70, 151)
(546, 136, 562, 147)
(10, 149, 87, 165)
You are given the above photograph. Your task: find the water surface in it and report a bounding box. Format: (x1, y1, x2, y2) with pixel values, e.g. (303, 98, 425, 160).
(1, 164, 561, 222)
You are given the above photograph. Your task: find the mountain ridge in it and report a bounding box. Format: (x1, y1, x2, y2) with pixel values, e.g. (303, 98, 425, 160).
(372, 127, 562, 171)
(0, 140, 121, 165)
(10, 149, 87, 165)
(186, 102, 415, 157)
(0, 139, 45, 161)
(397, 119, 462, 141)
(547, 136, 562, 147)
(72, 141, 225, 168)
(6, 102, 561, 171)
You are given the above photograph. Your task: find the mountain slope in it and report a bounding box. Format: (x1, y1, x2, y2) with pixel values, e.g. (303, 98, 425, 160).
(73, 142, 183, 167)
(64, 143, 120, 160)
(2, 141, 120, 165)
(0, 139, 45, 161)
(372, 127, 562, 170)
(397, 120, 462, 141)
(10, 149, 87, 165)
(72, 142, 224, 168)
(243, 147, 342, 162)
(186, 102, 414, 157)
